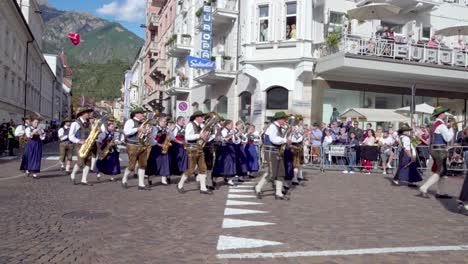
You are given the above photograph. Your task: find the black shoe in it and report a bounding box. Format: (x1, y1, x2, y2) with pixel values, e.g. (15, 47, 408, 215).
(275, 195, 290, 200)
(167, 177, 172, 184)
(60, 167, 65, 171)
(407, 184, 418, 188)
(200, 190, 213, 195)
(249, 175, 255, 179)
(415, 192, 430, 199)
(80, 182, 93, 186)
(133, 174, 138, 179)
(300, 178, 309, 181)
(435, 194, 452, 199)
(458, 204, 468, 216)
(177, 185, 185, 194)
(71, 178, 78, 185)
(236, 178, 245, 183)
(138, 186, 150, 191)
(148, 180, 153, 186)
(207, 186, 215, 190)
(292, 182, 300, 186)
(121, 182, 128, 189)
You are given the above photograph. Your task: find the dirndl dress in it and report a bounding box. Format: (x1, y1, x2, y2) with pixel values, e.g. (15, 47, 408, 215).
(234, 144, 248, 176)
(170, 142, 188, 175)
(395, 148, 422, 183)
(96, 148, 121, 175)
(20, 136, 42, 173)
(213, 144, 237, 177)
(244, 142, 259, 172)
(146, 135, 171, 177)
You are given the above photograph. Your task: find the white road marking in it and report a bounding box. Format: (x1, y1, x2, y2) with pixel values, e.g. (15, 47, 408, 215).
(0, 162, 61, 181)
(224, 208, 269, 216)
(0, 156, 17, 161)
(228, 194, 256, 199)
(226, 200, 263, 206)
(217, 235, 283, 250)
(230, 185, 255, 188)
(229, 189, 254, 193)
(216, 245, 468, 259)
(222, 218, 275, 229)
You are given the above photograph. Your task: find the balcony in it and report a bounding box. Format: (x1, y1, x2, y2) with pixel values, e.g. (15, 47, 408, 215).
(148, 13, 160, 29)
(212, 0, 238, 24)
(165, 76, 190, 95)
(145, 42, 160, 55)
(167, 34, 192, 58)
(149, 58, 167, 76)
(315, 34, 468, 93)
(194, 56, 236, 84)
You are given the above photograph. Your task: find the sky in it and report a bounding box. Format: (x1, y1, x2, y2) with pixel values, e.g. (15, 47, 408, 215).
(45, 0, 146, 38)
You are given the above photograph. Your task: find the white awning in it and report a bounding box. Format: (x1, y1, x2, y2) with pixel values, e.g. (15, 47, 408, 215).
(339, 108, 410, 122)
(62, 83, 71, 93)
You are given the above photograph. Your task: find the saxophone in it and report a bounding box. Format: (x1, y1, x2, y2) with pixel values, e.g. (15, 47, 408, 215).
(78, 119, 102, 159)
(196, 112, 220, 149)
(98, 134, 115, 160)
(279, 115, 296, 156)
(161, 128, 172, 154)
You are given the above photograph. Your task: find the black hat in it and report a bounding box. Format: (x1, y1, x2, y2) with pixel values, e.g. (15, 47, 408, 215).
(76, 107, 94, 117)
(432, 106, 450, 117)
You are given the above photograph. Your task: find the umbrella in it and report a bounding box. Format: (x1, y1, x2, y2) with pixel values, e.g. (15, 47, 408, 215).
(435, 24, 468, 37)
(395, 103, 453, 116)
(347, 3, 401, 20)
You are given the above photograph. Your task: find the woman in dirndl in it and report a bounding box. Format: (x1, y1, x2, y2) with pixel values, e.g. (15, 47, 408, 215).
(146, 117, 171, 186)
(233, 121, 248, 182)
(213, 120, 237, 186)
(169, 116, 188, 176)
(20, 116, 45, 179)
(95, 121, 121, 181)
(393, 124, 422, 187)
(244, 125, 260, 177)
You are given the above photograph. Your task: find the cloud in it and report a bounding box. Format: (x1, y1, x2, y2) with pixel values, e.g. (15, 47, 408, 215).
(97, 0, 146, 23)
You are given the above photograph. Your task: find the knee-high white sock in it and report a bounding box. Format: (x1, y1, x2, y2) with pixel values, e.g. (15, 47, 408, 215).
(65, 163, 70, 172)
(91, 157, 97, 171)
(138, 169, 145, 187)
(255, 172, 268, 193)
(70, 164, 80, 180)
(161, 176, 168, 184)
(81, 166, 90, 183)
(122, 168, 131, 184)
(178, 174, 188, 189)
(196, 174, 200, 182)
(60, 161, 64, 168)
(437, 176, 447, 195)
(298, 166, 304, 179)
(292, 168, 299, 183)
(275, 180, 284, 197)
(199, 174, 208, 191)
(420, 173, 440, 193)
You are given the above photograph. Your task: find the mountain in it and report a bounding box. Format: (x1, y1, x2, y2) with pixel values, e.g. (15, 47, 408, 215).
(38, 1, 144, 102)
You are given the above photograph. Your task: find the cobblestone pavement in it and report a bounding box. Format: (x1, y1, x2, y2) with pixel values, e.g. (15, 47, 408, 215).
(0, 154, 467, 263)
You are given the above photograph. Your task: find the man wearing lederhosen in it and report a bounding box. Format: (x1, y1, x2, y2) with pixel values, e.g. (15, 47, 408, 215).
(58, 117, 74, 173)
(291, 115, 307, 185)
(15, 115, 32, 159)
(254, 111, 290, 200)
(176, 111, 212, 195)
(122, 107, 150, 191)
(69, 107, 95, 186)
(417, 106, 454, 199)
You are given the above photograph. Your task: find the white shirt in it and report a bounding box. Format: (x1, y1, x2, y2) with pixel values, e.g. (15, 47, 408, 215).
(401, 135, 411, 151)
(69, 117, 88, 144)
(123, 118, 141, 136)
(379, 136, 394, 146)
(185, 121, 202, 141)
(58, 126, 70, 141)
(171, 124, 184, 141)
(25, 126, 45, 140)
(265, 122, 286, 145)
(292, 129, 304, 143)
(363, 136, 376, 146)
(434, 118, 454, 143)
(14, 124, 27, 137)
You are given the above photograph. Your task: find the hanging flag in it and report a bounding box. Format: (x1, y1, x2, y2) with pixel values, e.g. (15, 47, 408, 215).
(68, 33, 81, 46)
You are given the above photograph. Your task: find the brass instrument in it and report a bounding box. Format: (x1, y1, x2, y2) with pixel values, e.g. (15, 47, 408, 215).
(161, 128, 172, 154)
(197, 112, 220, 148)
(137, 119, 154, 146)
(78, 119, 102, 159)
(98, 137, 115, 160)
(279, 115, 296, 156)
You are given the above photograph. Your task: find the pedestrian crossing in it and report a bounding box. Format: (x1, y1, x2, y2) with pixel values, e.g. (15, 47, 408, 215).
(216, 181, 283, 252)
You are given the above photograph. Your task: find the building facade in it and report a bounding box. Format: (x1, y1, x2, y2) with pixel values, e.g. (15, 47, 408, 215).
(0, 0, 55, 124)
(44, 54, 66, 123)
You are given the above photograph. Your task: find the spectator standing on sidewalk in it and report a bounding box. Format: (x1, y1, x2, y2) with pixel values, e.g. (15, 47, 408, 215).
(343, 132, 359, 174)
(361, 129, 376, 174)
(310, 123, 322, 163)
(379, 130, 395, 175)
(322, 129, 333, 165)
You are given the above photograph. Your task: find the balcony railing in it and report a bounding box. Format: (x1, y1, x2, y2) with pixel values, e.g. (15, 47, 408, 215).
(148, 13, 160, 28)
(146, 42, 159, 55)
(318, 34, 468, 68)
(165, 76, 189, 91)
(213, 0, 238, 11)
(149, 58, 167, 74)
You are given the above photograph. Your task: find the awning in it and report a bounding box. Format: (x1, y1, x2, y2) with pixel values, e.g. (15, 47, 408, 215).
(339, 108, 410, 122)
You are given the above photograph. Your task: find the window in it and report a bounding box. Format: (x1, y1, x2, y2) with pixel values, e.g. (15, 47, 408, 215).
(258, 5, 269, 42)
(285, 2, 297, 40)
(381, 22, 403, 34)
(422, 27, 431, 39)
(266, 86, 288, 110)
(239, 91, 252, 123)
(328, 11, 344, 35)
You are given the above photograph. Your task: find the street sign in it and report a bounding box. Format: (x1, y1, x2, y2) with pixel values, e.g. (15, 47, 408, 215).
(188, 56, 215, 69)
(176, 101, 190, 122)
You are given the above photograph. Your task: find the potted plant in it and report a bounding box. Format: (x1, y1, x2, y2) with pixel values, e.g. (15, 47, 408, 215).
(326, 32, 341, 52)
(164, 34, 177, 47)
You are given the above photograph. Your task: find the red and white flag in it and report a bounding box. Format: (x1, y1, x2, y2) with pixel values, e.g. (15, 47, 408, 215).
(68, 32, 81, 46)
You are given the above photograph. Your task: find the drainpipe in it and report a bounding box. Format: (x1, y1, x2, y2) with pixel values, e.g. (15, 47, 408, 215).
(234, 0, 241, 121)
(52, 78, 56, 121)
(24, 40, 33, 116)
(38, 62, 45, 114)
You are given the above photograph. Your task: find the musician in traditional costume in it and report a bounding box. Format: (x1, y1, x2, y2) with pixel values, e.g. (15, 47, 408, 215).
(69, 107, 95, 186)
(146, 117, 171, 186)
(291, 116, 306, 185)
(20, 116, 45, 179)
(58, 117, 74, 173)
(122, 107, 150, 190)
(392, 124, 422, 186)
(89, 113, 99, 173)
(208, 117, 225, 190)
(176, 111, 212, 195)
(244, 125, 260, 177)
(213, 120, 238, 185)
(254, 111, 290, 200)
(203, 113, 217, 189)
(458, 173, 468, 216)
(170, 116, 188, 177)
(418, 107, 454, 199)
(233, 121, 248, 183)
(95, 120, 121, 182)
(14, 115, 32, 159)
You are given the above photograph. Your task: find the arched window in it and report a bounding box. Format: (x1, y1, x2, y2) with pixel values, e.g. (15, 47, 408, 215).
(266, 86, 288, 109)
(239, 91, 252, 123)
(216, 96, 228, 118)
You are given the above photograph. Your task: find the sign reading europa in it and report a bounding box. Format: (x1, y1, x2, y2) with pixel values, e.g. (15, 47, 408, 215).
(200, 5, 213, 60)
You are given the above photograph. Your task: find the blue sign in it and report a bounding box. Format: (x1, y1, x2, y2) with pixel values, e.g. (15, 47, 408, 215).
(201, 5, 213, 60)
(188, 56, 215, 69)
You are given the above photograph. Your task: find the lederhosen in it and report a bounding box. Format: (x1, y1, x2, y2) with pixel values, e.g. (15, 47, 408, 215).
(430, 120, 448, 176)
(75, 119, 92, 167)
(59, 126, 74, 162)
(263, 123, 286, 181)
(291, 126, 304, 168)
(185, 121, 207, 176)
(125, 119, 148, 171)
